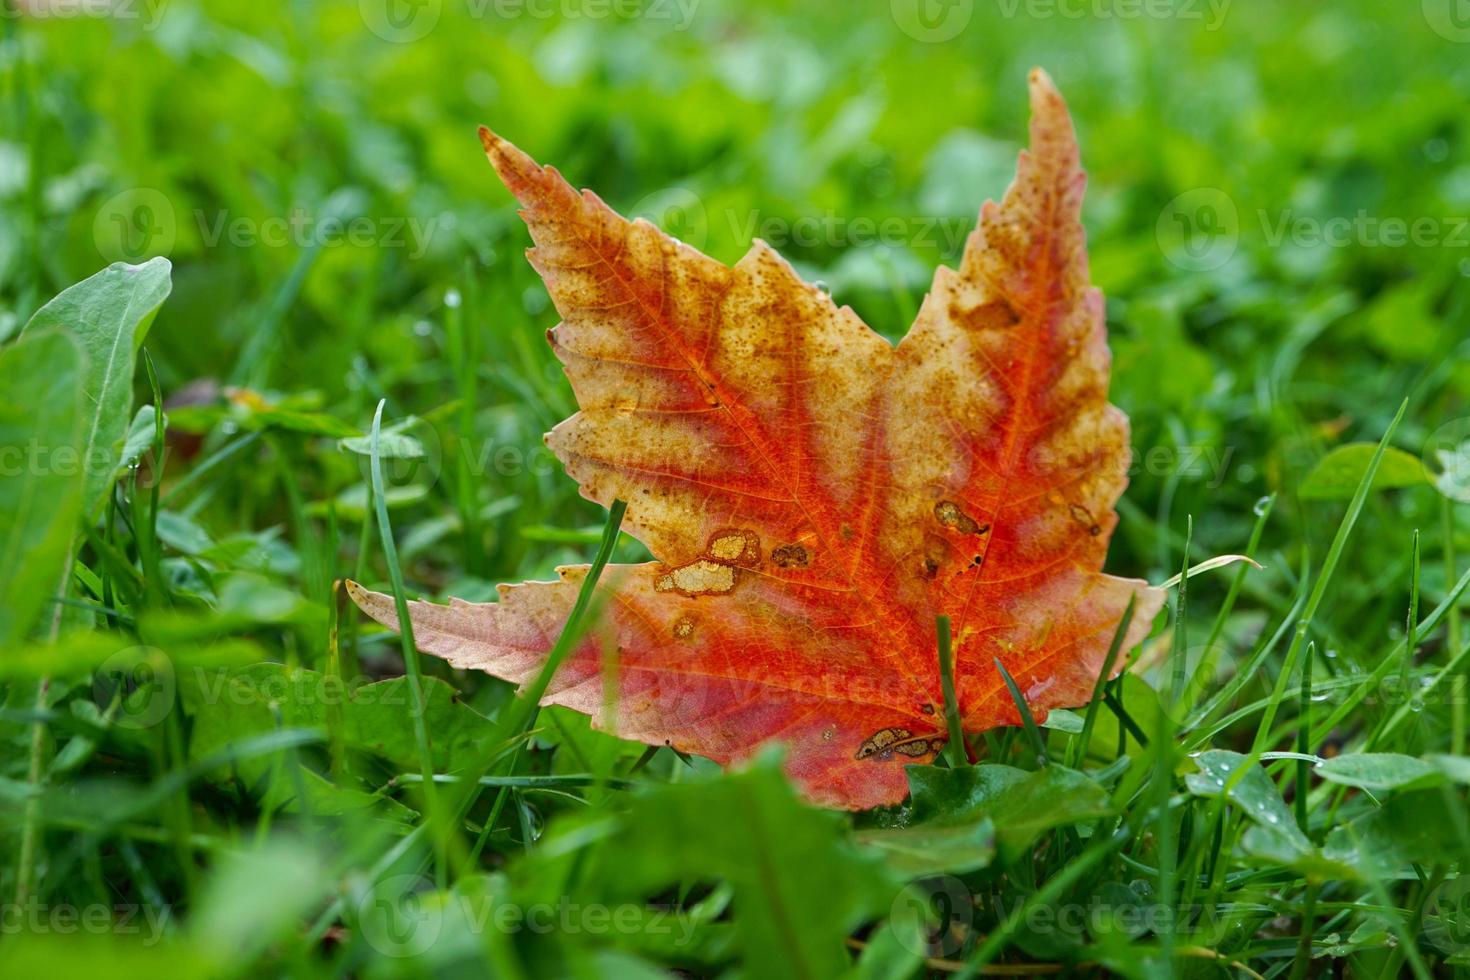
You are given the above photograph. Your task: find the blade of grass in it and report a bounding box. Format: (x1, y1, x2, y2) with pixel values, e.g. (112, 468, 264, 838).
(1070, 595, 1135, 768)
(935, 616, 968, 767)
(367, 400, 442, 882)
(993, 658, 1046, 765)
(1249, 399, 1407, 759)
(1169, 516, 1193, 708)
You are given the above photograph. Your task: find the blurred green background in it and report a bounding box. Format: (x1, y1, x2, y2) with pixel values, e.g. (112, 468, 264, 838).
(5, 0, 1470, 976)
(6, 0, 1470, 594)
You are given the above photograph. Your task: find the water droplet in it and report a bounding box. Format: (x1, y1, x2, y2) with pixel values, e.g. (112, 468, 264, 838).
(444, 288, 462, 309)
(1252, 496, 1272, 516)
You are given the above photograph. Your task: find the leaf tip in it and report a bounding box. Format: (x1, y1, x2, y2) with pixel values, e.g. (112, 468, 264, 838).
(344, 579, 398, 630)
(477, 126, 544, 203)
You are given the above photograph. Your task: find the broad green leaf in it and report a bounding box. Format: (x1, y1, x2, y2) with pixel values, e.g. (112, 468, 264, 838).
(0, 331, 85, 643)
(1299, 443, 1427, 500)
(1185, 750, 1311, 856)
(906, 763, 1112, 862)
(20, 259, 173, 517)
(532, 751, 898, 980)
(1428, 753, 1470, 783)
(178, 662, 492, 773)
(1316, 753, 1444, 792)
(1324, 788, 1470, 875)
(191, 837, 337, 966)
(856, 817, 996, 876)
(116, 404, 159, 473)
(339, 421, 428, 459)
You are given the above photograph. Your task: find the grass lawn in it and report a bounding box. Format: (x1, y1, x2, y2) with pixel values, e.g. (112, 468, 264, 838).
(3, 1, 1470, 976)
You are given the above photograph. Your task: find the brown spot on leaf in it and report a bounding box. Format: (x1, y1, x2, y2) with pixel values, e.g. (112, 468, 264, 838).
(951, 297, 1022, 332)
(673, 617, 695, 639)
(921, 704, 936, 716)
(855, 727, 937, 761)
(771, 543, 810, 568)
(655, 560, 738, 597)
(706, 527, 761, 566)
(935, 499, 987, 536)
(856, 727, 910, 760)
(1069, 503, 1102, 536)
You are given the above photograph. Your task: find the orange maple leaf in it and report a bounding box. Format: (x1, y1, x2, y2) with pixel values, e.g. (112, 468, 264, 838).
(350, 70, 1166, 810)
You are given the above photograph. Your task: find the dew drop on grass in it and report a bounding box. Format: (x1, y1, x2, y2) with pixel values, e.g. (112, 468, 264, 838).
(445, 288, 462, 308)
(1252, 496, 1272, 516)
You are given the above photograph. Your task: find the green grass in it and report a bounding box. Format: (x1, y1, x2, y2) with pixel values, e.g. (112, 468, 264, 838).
(3, 1, 1470, 977)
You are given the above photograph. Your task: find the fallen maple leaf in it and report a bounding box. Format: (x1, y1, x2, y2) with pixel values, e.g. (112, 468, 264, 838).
(350, 69, 1166, 810)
